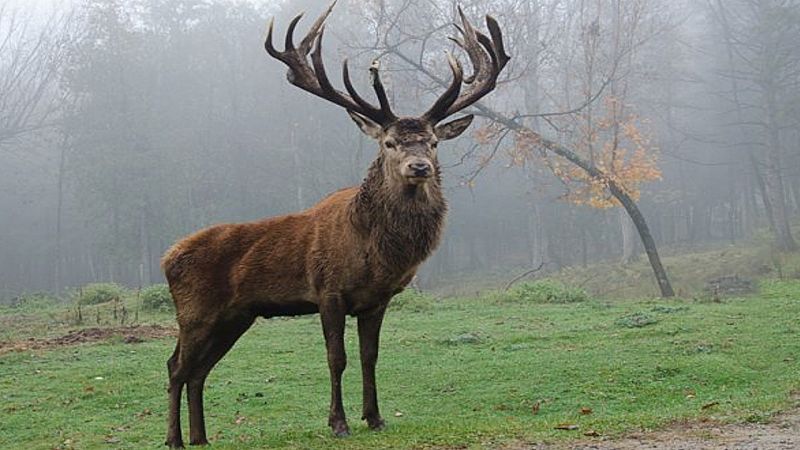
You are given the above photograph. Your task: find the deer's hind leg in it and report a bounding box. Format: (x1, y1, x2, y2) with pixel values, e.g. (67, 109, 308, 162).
(166, 341, 187, 448)
(165, 322, 215, 448)
(185, 313, 255, 446)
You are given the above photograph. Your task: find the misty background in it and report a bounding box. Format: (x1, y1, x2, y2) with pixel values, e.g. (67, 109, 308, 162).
(1, 0, 799, 300)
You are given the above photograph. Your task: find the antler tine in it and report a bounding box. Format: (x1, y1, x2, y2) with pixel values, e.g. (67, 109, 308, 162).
(369, 60, 397, 122)
(299, 0, 336, 55)
(264, 1, 395, 125)
(447, 36, 476, 83)
(486, 15, 511, 68)
(422, 52, 464, 121)
(284, 13, 304, 51)
(264, 18, 281, 61)
(309, 27, 341, 100)
(343, 59, 380, 113)
(456, 6, 487, 76)
(424, 6, 509, 123)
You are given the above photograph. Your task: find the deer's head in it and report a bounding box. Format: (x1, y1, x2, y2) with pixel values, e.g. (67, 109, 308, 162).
(265, 1, 509, 188)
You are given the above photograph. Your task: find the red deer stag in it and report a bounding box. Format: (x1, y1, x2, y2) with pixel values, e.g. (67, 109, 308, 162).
(162, 2, 508, 447)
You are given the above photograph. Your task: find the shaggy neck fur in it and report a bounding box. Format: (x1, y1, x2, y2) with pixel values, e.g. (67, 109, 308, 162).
(351, 155, 447, 271)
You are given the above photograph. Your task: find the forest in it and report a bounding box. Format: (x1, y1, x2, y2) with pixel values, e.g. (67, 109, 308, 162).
(3, 0, 799, 298)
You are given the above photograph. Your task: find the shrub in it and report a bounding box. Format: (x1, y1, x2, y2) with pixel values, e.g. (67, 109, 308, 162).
(74, 283, 126, 305)
(10, 292, 60, 309)
(507, 280, 588, 304)
(141, 284, 174, 311)
(390, 289, 435, 312)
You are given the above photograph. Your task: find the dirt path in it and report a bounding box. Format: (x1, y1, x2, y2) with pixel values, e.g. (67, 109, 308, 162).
(0, 324, 176, 355)
(521, 405, 800, 450)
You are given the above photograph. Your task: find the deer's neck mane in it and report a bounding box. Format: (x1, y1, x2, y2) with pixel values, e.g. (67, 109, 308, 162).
(351, 155, 447, 271)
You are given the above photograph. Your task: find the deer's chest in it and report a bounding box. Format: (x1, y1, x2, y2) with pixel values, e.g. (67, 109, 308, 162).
(344, 268, 416, 316)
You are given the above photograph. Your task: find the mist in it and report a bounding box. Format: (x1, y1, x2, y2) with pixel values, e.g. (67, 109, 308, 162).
(2, 0, 799, 300)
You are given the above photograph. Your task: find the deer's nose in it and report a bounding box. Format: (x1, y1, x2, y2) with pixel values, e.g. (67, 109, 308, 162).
(408, 161, 431, 177)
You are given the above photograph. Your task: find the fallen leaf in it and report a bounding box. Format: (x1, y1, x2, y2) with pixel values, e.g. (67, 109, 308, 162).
(580, 407, 593, 415)
(584, 430, 601, 437)
(701, 401, 719, 410)
(554, 423, 579, 431)
(394, 411, 404, 417)
(531, 401, 541, 415)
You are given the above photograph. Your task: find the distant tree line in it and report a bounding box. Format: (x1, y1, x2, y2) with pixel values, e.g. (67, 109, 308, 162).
(1, 0, 798, 298)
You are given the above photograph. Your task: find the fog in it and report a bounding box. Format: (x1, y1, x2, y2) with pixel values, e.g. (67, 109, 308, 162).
(1, 0, 799, 300)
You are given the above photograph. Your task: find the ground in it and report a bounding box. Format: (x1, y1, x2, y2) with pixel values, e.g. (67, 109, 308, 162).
(522, 404, 800, 450)
(0, 325, 174, 355)
(0, 278, 798, 449)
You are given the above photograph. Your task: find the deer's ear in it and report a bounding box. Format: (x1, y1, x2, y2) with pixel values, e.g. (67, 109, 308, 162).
(434, 115, 474, 140)
(348, 110, 383, 140)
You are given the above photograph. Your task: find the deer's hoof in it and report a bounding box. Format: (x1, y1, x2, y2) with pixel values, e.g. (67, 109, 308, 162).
(165, 438, 185, 449)
(366, 417, 386, 431)
(330, 421, 351, 438)
(332, 428, 351, 438)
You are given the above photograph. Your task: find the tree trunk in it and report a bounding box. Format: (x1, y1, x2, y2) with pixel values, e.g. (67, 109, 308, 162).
(511, 122, 674, 297)
(619, 207, 638, 264)
(55, 136, 67, 293)
(764, 87, 797, 251)
(138, 199, 151, 286)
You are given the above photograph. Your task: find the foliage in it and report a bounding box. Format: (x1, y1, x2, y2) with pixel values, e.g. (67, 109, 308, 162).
(510, 97, 662, 210)
(140, 284, 173, 311)
(507, 279, 588, 304)
(1, 281, 799, 449)
(8, 292, 60, 309)
(73, 283, 127, 305)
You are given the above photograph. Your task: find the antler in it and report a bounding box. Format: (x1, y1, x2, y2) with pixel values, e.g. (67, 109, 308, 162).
(265, 1, 397, 124)
(423, 7, 511, 123)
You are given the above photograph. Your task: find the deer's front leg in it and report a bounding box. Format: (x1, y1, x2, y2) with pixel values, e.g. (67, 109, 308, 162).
(319, 295, 350, 437)
(358, 304, 387, 430)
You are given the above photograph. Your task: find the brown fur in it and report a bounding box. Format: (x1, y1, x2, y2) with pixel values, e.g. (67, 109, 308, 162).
(162, 118, 451, 448)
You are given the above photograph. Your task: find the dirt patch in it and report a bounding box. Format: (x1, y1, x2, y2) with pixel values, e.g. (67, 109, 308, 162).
(0, 324, 176, 355)
(515, 406, 800, 450)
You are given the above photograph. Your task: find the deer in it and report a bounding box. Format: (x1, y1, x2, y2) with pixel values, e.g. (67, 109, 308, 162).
(161, 2, 509, 447)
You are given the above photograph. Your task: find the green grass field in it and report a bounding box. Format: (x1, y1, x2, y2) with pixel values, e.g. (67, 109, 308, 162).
(1, 280, 799, 450)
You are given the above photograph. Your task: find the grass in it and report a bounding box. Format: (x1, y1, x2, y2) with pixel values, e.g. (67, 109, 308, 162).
(1, 279, 799, 450)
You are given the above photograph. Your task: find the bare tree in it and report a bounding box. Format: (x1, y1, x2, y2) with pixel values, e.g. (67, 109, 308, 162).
(371, 0, 675, 297)
(707, 0, 799, 251)
(0, 3, 73, 147)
